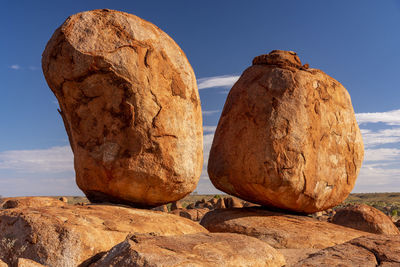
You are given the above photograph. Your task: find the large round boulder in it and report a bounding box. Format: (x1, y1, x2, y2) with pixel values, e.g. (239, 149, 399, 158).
(208, 50, 364, 213)
(42, 9, 203, 207)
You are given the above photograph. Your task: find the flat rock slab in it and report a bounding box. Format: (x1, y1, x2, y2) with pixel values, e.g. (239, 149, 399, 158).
(200, 207, 368, 249)
(0, 201, 207, 266)
(295, 234, 400, 266)
(92, 233, 286, 267)
(1, 196, 65, 209)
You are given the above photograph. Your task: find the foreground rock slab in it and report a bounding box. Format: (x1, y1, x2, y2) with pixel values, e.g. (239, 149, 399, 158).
(92, 233, 286, 267)
(200, 207, 368, 249)
(332, 203, 400, 235)
(208, 50, 364, 213)
(295, 234, 400, 266)
(0, 202, 207, 266)
(42, 9, 203, 207)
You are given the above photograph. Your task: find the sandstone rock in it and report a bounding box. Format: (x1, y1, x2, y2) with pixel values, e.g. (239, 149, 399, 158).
(208, 50, 364, 213)
(295, 234, 400, 267)
(18, 258, 46, 267)
(0, 202, 207, 266)
(170, 208, 209, 221)
(215, 198, 226, 209)
(92, 233, 286, 267)
(0, 259, 7, 267)
(332, 204, 400, 235)
(200, 207, 367, 249)
(170, 200, 182, 211)
(224, 197, 243, 208)
(1, 197, 65, 209)
(42, 9, 203, 207)
(152, 204, 168, 212)
(59, 196, 68, 203)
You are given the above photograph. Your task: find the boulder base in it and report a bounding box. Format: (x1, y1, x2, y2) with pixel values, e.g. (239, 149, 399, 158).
(208, 50, 364, 213)
(200, 207, 368, 249)
(42, 9, 203, 207)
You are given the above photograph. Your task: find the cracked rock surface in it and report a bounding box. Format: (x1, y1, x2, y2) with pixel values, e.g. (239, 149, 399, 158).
(0, 197, 207, 266)
(208, 50, 364, 213)
(92, 233, 286, 267)
(295, 234, 400, 267)
(42, 9, 203, 207)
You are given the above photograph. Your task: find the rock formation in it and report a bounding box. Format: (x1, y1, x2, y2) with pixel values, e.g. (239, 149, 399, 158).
(0, 197, 207, 266)
(92, 233, 286, 267)
(295, 234, 400, 266)
(200, 207, 368, 250)
(208, 50, 364, 213)
(332, 204, 400, 235)
(42, 9, 203, 207)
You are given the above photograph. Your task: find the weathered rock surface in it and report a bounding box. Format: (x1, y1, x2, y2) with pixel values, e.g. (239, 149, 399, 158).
(42, 9, 203, 207)
(1, 197, 65, 209)
(200, 207, 368, 249)
(17, 258, 46, 267)
(92, 233, 286, 267)
(295, 234, 400, 267)
(171, 208, 209, 221)
(0, 201, 207, 266)
(208, 50, 364, 213)
(0, 259, 7, 267)
(332, 204, 400, 235)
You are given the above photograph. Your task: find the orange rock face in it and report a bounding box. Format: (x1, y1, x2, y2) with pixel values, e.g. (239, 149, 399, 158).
(92, 233, 286, 267)
(208, 50, 364, 213)
(42, 9, 203, 207)
(332, 204, 400, 235)
(0, 199, 207, 266)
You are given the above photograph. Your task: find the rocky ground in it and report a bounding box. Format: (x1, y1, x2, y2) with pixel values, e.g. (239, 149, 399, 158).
(0, 195, 399, 266)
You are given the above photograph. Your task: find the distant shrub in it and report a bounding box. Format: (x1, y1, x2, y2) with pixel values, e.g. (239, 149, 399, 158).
(392, 209, 398, 217)
(213, 195, 221, 199)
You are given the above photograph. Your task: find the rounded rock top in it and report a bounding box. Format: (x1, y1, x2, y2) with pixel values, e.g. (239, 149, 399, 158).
(252, 50, 303, 70)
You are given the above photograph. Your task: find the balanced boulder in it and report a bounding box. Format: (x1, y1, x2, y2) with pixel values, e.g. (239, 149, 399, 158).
(42, 9, 203, 207)
(208, 50, 364, 213)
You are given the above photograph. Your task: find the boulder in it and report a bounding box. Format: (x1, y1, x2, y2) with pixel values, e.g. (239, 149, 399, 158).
(170, 208, 209, 221)
(224, 197, 243, 208)
(170, 201, 182, 211)
(92, 233, 286, 267)
(0, 259, 7, 267)
(208, 50, 364, 213)
(332, 204, 400, 235)
(295, 234, 400, 267)
(215, 198, 226, 209)
(59, 196, 68, 203)
(200, 207, 367, 250)
(1, 197, 66, 209)
(42, 9, 203, 207)
(0, 202, 207, 266)
(152, 204, 168, 212)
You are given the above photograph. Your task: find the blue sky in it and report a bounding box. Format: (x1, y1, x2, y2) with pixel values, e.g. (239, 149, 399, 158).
(1, 1, 400, 196)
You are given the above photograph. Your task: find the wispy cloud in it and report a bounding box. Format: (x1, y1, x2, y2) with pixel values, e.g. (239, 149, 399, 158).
(202, 110, 220, 116)
(360, 128, 400, 148)
(10, 64, 21, 70)
(203, 125, 217, 133)
(364, 148, 400, 162)
(0, 146, 73, 173)
(197, 75, 239, 90)
(356, 109, 400, 126)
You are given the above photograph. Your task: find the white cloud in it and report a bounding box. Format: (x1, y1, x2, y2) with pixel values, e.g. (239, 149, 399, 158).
(0, 146, 73, 173)
(197, 75, 239, 90)
(353, 166, 400, 192)
(10, 64, 21, 70)
(364, 148, 400, 162)
(202, 110, 220, 116)
(356, 109, 400, 126)
(360, 127, 400, 148)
